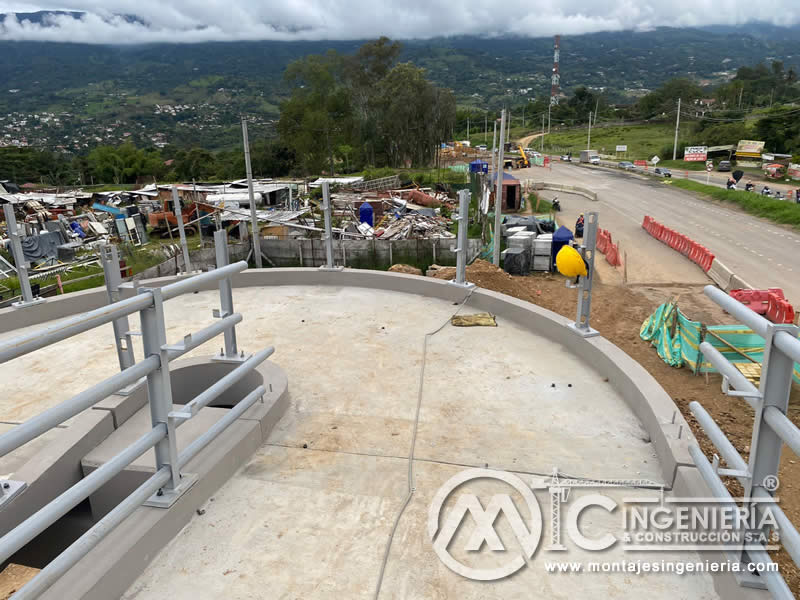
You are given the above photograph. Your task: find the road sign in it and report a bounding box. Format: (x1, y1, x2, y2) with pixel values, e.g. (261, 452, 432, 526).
(684, 146, 708, 161)
(651, 156, 660, 165)
(615, 145, 627, 152)
(706, 161, 713, 172)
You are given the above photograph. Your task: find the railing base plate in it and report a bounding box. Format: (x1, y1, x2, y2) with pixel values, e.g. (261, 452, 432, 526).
(0, 480, 27, 508)
(11, 297, 46, 310)
(567, 323, 600, 338)
(448, 281, 476, 289)
(211, 353, 251, 364)
(143, 473, 198, 508)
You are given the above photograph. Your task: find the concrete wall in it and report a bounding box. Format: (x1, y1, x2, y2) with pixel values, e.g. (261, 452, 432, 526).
(259, 237, 481, 270)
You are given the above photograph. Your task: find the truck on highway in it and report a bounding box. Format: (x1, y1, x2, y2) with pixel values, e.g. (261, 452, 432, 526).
(580, 150, 600, 165)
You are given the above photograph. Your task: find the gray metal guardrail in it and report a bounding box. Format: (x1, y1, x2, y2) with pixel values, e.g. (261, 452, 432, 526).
(689, 284, 800, 599)
(0, 228, 271, 599)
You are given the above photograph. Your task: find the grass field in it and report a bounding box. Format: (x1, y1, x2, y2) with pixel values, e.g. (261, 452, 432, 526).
(671, 179, 800, 229)
(539, 124, 675, 160)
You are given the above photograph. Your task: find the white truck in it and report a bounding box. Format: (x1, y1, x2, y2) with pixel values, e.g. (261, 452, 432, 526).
(580, 150, 600, 165)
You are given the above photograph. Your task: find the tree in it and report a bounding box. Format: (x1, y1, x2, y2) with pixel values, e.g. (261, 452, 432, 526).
(278, 38, 455, 173)
(636, 78, 704, 118)
(755, 108, 800, 154)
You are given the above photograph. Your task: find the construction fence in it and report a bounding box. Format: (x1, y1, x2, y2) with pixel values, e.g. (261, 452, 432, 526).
(640, 301, 800, 382)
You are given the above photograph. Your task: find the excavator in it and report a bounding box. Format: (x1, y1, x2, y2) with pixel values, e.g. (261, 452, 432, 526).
(147, 195, 200, 238)
(513, 145, 530, 169)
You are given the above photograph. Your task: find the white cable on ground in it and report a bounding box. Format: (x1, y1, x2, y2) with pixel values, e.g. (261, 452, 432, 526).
(373, 286, 476, 600)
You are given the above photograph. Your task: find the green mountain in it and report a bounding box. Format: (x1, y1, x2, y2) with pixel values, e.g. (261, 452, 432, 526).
(1, 23, 800, 151)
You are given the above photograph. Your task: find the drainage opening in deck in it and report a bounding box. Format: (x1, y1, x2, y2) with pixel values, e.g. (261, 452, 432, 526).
(169, 361, 264, 409)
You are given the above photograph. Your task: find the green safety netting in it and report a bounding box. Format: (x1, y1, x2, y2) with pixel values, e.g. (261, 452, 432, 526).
(639, 302, 800, 383)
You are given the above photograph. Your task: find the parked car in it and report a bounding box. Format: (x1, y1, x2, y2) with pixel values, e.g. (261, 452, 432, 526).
(618, 161, 636, 170)
(717, 160, 732, 172)
(560, 154, 572, 162)
(654, 167, 672, 178)
(477, 144, 487, 151)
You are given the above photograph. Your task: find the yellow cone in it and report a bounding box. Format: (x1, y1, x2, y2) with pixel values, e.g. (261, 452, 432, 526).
(556, 245, 587, 278)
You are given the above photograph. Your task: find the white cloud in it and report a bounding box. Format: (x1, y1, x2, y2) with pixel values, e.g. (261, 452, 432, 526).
(1, 1, 798, 43)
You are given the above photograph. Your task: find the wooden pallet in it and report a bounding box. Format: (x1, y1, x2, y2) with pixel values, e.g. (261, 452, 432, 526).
(734, 362, 762, 385)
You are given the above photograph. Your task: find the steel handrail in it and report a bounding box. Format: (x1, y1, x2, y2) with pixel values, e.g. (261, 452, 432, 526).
(0, 355, 161, 458)
(0, 261, 247, 365)
(0, 424, 167, 565)
(689, 445, 793, 600)
(11, 383, 266, 600)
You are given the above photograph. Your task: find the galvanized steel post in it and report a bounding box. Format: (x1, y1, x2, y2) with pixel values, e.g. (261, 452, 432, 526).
(3, 203, 43, 309)
(450, 189, 474, 289)
(570, 211, 599, 337)
(138, 287, 194, 506)
(747, 322, 800, 500)
(100, 244, 135, 371)
(320, 181, 342, 272)
(212, 228, 244, 362)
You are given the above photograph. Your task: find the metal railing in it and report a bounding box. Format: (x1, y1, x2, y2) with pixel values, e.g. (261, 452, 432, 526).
(689, 284, 800, 599)
(0, 232, 271, 599)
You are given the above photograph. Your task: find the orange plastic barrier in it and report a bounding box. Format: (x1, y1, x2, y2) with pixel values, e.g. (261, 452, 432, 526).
(642, 216, 713, 271)
(605, 242, 622, 267)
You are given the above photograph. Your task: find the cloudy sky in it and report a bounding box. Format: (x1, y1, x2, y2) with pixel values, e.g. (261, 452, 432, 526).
(1, 1, 799, 44)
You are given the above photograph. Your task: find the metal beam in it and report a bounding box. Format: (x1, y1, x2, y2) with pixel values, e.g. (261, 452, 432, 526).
(171, 186, 192, 273)
(698, 341, 760, 409)
(492, 109, 506, 266)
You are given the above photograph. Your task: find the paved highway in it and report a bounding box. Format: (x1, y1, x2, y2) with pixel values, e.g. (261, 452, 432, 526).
(516, 162, 800, 305)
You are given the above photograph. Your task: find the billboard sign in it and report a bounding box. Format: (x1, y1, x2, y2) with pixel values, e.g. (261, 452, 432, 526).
(736, 140, 766, 158)
(684, 146, 708, 161)
(615, 145, 627, 152)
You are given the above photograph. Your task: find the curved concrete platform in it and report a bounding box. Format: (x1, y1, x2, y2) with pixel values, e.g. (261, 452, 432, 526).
(0, 269, 765, 599)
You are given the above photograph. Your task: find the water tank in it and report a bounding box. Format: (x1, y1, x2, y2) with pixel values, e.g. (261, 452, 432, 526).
(359, 201, 374, 227)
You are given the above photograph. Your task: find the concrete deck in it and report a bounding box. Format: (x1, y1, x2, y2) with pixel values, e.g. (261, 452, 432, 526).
(0, 284, 687, 599)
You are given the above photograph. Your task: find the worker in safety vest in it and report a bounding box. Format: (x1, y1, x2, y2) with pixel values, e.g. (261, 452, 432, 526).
(575, 214, 585, 238)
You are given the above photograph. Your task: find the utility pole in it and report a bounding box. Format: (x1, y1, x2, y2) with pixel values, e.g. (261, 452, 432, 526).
(241, 116, 262, 269)
(587, 111, 592, 149)
(493, 109, 506, 266)
(484, 110, 488, 143)
(522, 104, 526, 128)
(467, 115, 470, 141)
(548, 104, 552, 134)
(541, 113, 545, 153)
(594, 98, 599, 126)
(672, 98, 681, 161)
(738, 86, 744, 110)
(491, 120, 497, 173)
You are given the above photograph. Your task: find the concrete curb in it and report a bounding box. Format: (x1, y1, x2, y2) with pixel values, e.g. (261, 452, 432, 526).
(526, 180, 598, 201)
(108, 267, 693, 487)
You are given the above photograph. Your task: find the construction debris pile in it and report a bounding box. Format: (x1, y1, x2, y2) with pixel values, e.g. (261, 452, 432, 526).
(375, 213, 454, 240)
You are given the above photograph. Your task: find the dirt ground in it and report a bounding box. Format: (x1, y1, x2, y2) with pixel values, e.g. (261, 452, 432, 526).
(427, 259, 800, 592)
